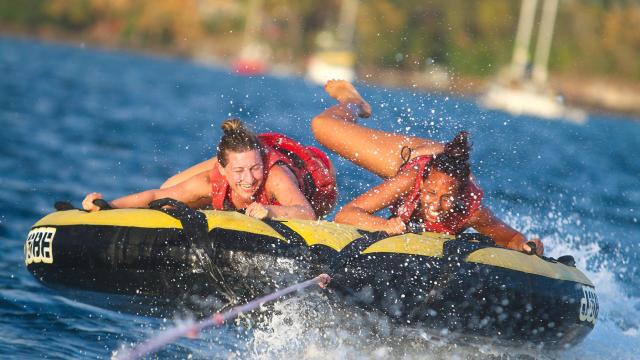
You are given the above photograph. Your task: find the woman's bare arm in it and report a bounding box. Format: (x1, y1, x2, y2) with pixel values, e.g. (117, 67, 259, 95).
(160, 158, 218, 189)
(335, 169, 417, 234)
(83, 172, 213, 211)
(467, 206, 544, 255)
(262, 165, 317, 220)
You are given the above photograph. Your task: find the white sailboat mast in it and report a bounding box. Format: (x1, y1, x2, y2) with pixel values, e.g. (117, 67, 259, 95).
(510, 0, 538, 81)
(336, 0, 359, 49)
(532, 0, 559, 86)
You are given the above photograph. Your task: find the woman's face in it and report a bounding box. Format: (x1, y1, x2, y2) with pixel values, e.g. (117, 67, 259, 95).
(419, 170, 461, 223)
(219, 150, 265, 202)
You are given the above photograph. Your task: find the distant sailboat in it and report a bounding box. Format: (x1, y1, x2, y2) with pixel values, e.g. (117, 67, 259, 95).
(480, 0, 587, 123)
(306, 0, 358, 84)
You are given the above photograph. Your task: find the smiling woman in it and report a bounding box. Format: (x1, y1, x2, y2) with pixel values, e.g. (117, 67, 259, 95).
(312, 80, 544, 255)
(82, 119, 337, 220)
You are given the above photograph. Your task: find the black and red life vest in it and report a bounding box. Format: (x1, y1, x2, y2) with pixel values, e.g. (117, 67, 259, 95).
(390, 155, 483, 235)
(209, 133, 337, 217)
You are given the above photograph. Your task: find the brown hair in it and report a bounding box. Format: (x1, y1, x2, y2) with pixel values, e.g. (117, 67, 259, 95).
(429, 131, 471, 183)
(216, 119, 262, 166)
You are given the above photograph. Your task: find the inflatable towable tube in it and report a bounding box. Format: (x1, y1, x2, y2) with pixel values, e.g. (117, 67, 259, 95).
(24, 200, 598, 349)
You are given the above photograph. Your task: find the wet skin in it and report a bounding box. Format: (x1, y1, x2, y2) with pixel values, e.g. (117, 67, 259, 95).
(419, 170, 460, 223)
(217, 150, 265, 207)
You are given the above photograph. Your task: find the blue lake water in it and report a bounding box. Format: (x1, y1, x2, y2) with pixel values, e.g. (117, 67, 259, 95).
(1, 36, 639, 359)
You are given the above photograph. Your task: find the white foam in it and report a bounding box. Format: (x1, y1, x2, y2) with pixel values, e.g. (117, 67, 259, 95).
(242, 212, 640, 359)
(246, 293, 556, 359)
(511, 212, 640, 359)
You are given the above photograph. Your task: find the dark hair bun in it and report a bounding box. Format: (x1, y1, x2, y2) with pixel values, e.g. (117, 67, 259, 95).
(430, 131, 472, 182)
(444, 131, 470, 161)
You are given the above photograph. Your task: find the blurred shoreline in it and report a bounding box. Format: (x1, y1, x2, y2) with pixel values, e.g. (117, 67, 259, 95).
(4, 27, 640, 120)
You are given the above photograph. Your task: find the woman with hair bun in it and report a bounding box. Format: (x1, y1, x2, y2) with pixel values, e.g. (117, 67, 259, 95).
(312, 80, 544, 255)
(82, 119, 337, 220)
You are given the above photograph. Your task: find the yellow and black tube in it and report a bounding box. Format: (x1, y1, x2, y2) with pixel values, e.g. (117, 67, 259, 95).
(24, 205, 597, 349)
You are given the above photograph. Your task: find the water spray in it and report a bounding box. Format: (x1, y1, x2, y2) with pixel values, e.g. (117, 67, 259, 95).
(113, 274, 331, 360)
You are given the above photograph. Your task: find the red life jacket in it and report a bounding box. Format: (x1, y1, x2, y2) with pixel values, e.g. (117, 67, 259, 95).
(390, 156, 483, 235)
(210, 133, 337, 217)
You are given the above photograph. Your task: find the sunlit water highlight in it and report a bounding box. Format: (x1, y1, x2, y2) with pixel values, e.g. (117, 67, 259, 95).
(1, 37, 639, 359)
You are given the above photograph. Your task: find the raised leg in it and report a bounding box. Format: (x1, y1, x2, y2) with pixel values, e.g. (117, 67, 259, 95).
(311, 80, 442, 179)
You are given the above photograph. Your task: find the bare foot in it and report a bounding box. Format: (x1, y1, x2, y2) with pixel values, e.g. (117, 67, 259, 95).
(324, 80, 372, 118)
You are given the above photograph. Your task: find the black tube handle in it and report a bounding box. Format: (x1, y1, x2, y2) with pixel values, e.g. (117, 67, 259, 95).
(54, 201, 75, 211)
(406, 222, 424, 234)
(148, 198, 189, 211)
(92, 199, 112, 210)
(456, 232, 495, 246)
(557, 255, 576, 267)
(526, 241, 538, 255)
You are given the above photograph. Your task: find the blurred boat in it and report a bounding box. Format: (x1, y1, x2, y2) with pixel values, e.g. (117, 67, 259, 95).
(481, 81, 587, 123)
(306, 49, 356, 84)
(232, 42, 270, 75)
(306, 0, 359, 84)
(479, 0, 586, 123)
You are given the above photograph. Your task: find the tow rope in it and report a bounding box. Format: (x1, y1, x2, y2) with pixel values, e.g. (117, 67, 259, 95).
(114, 274, 331, 360)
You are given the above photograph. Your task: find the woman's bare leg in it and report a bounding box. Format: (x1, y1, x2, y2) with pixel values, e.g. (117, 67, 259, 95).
(311, 80, 443, 179)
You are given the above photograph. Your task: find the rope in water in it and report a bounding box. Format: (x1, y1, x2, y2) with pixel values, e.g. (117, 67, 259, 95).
(114, 274, 331, 360)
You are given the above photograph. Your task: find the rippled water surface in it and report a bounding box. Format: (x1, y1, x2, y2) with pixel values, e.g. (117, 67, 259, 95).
(1, 37, 639, 359)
